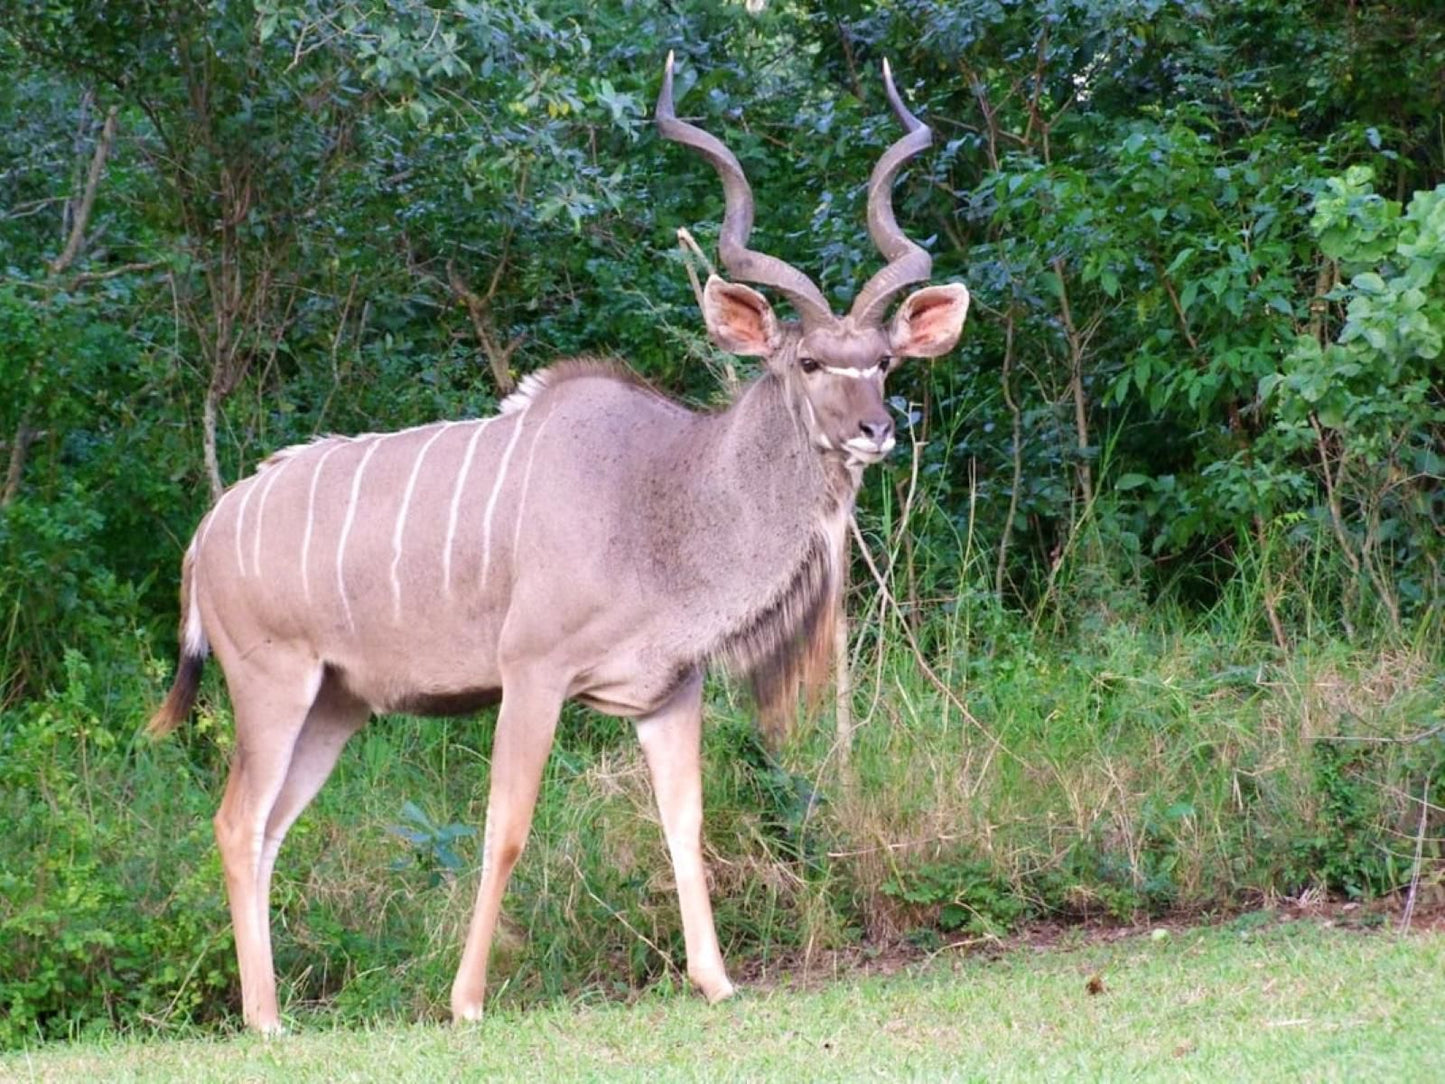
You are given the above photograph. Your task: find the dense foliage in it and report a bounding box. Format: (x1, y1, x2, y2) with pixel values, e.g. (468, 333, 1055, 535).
(2, 0, 1443, 1048)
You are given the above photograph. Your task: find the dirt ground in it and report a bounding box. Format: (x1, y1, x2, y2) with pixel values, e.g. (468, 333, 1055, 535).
(732, 890, 1445, 994)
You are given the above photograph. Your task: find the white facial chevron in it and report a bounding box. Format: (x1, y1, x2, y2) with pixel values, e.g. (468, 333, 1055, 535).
(821, 363, 883, 380)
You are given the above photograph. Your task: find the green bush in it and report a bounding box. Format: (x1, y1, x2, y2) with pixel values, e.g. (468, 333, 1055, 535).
(3, 0, 1445, 1052)
(0, 655, 235, 1046)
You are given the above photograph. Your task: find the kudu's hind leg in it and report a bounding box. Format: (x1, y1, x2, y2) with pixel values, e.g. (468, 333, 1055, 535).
(213, 654, 323, 1033)
(253, 675, 369, 1002)
(635, 674, 735, 1003)
(451, 675, 564, 1022)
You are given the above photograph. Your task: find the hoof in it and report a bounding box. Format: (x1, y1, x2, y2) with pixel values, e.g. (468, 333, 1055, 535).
(703, 979, 737, 1005)
(452, 1002, 485, 1024)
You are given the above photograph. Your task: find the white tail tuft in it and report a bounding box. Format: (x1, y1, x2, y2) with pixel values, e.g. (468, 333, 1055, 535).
(182, 548, 209, 658)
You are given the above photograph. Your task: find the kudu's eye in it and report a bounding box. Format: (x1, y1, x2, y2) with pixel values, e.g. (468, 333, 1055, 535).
(879, 356, 895, 374)
(799, 356, 820, 374)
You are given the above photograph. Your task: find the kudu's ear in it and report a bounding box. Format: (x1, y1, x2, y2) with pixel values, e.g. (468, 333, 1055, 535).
(888, 283, 971, 358)
(702, 275, 780, 357)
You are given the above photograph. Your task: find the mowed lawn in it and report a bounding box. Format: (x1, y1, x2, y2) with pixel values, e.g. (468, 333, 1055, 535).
(6, 917, 1442, 1082)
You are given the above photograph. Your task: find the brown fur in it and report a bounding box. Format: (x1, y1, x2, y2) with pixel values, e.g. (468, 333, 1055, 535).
(745, 512, 845, 746)
(749, 574, 837, 746)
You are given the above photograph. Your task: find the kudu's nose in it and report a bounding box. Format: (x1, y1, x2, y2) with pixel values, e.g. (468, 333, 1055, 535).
(859, 416, 894, 444)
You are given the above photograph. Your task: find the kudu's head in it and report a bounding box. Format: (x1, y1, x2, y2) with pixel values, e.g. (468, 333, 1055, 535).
(657, 54, 970, 466)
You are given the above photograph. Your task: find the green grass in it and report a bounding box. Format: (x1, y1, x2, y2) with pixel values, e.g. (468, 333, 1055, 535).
(5, 512, 1443, 1045)
(6, 918, 1442, 1082)
(5, 612, 1443, 1048)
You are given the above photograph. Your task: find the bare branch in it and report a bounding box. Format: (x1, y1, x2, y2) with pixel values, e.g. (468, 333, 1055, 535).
(1400, 770, 1434, 935)
(1, 195, 71, 222)
(448, 259, 517, 395)
(50, 104, 120, 275)
(69, 259, 165, 286)
(995, 308, 1022, 599)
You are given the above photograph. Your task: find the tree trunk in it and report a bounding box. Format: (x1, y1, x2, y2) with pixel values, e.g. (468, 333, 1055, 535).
(203, 385, 223, 502)
(1, 422, 36, 508)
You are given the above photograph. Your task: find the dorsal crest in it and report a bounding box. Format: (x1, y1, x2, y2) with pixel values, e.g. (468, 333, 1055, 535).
(498, 357, 673, 416)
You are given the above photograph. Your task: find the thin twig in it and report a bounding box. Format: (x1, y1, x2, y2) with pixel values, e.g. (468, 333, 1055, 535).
(69, 259, 165, 285)
(833, 560, 854, 769)
(995, 308, 1021, 599)
(1400, 771, 1433, 935)
(895, 423, 925, 626)
(826, 833, 961, 859)
(675, 227, 714, 310)
(564, 852, 680, 979)
(850, 520, 1023, 768)
(675, 228, 735, 393)
(0, 195, 70, 221)
(1052, 257, 1093, 506)
(1307, 724, 1445, 745)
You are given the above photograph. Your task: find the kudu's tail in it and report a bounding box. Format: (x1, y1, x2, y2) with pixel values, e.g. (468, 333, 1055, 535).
(147, 545, 208, 737)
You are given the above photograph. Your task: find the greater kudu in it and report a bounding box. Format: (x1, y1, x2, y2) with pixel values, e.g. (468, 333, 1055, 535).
(149, 54, 969, 1032)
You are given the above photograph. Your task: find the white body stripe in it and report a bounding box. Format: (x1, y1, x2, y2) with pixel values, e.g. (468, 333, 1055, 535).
(480, 406, 531, 586)
(196, 484, 236, 559)
(250, 456, 294, 579)
(390, 421, 455, 621)
(334, 437, 383, 633)
(300, 442, 347, 604)
(233, 477, 261, 578)
(443, 420, 492, 595)
(510, 411, 554, 561)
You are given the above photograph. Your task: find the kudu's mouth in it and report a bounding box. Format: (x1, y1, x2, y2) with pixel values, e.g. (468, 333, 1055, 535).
(843, 434, 896, 466)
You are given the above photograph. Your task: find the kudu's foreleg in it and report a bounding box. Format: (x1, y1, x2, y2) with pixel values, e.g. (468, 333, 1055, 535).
(635, 675, 735, 1003)
(451, 675, 563, 1022)
(212, 656, 324, 1034)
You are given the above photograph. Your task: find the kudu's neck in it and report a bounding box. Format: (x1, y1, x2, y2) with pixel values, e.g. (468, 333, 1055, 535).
(702, 371, 858, 527)
(654, 371, 856, 678)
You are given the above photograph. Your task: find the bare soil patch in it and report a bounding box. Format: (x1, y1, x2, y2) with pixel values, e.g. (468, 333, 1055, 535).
(733, 892, 1445, 994)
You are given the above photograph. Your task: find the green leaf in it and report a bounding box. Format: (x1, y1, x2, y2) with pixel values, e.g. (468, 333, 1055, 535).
(1165, 248, 1195, 275)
